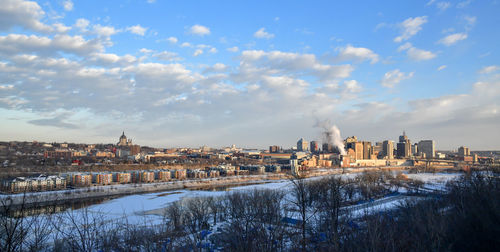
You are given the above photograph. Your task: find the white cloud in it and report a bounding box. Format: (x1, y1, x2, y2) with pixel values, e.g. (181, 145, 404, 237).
(336, 45, 379, 64)
(457, 0, 472, 8)
(88, 53, 137, 66)
(227, 46, 239, 52)
(63, 0, 74, 11)
(381, 69, 414, 88)
(180, 42, 192, 48)
(167, 37, 178, 44)
(0, 34, 103, 56)
(189, 24, 210, 36)
(193, 49, 203, 56)
(398, 42, 436, 61)
(139, 48, 153, 54)
(153, 51, 182, 61)
(406, 47, 436, 61)
(92, 24, 118, 37)
(127, 25, 147, 36)
(74, 18, 89, 32)
(254, 28, 275, 39)
(437, 65, 447, 71)
(478, 65, 499, 74)
(438, 33, 467, 46)
(436, 2, 451, 11)
(343, 80, 362, 93)
(203, 63, 228, 73)
(394, 16, 428, 43)
(53, 23, 71, 33)
(236, 50, 354, 83)
(0, 0, 54, 33)
(209, 47, 217, 54)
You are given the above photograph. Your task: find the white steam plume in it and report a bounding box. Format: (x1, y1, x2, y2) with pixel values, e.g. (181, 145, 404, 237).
(315, 120, 346, 155)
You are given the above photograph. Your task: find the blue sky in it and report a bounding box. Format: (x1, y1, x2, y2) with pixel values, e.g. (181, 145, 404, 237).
(0, 0, 499, 150)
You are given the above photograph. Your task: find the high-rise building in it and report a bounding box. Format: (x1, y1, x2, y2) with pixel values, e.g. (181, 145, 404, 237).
(397, 131, 411, 158)
(269, 145, 281, 153)
(345, 136, 357, 149)
(362, 141, 372, 159)
(354, 142, 363, 160)
(310, 141, 319, 153)
(412, 143, 419, 156)
(382, 140, 394, 159)
(418, 140, 435, 158)
(458, 146, 470, 156)
(297, 138, 309, 152)
(372, 142, 383, 157)
(322, 143, 334, 153)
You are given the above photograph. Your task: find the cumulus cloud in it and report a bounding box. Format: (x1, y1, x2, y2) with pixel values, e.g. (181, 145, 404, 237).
(0, 34, 103, 57)
(336, 45, 379, 64)
(254, 28, 275, 39)
(438, 33, 468, 46)
(478, 65, 499, 74)
(394, 16, 428, 43)
(74, 18, 89, 32)
(167, 37, 178, 44)
(189, 24, 210, 36)
(203, 63, 228, 73)
(227, 46, 239, 52)
(193, 49, 203, 56)
(127, 25, 147, 36)
(398, 42, 436, 61)
(0, 0, 54, 33)
(180, 42, 192, 48)
(235, 50, 354, 83)
(381, 69, 414, 88)
(343, 80, 362, 93)
(63, 0, 74, 11)
(153, 51, 182, 61)
(92, 24, 118, 37)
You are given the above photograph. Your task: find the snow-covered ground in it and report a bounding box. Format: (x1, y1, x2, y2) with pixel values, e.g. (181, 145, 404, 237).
(405, 172, 462, 191)
(11, 172, 463, 225)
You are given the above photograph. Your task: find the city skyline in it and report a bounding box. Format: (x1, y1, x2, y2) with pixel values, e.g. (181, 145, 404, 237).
(1, 0, 500, 149)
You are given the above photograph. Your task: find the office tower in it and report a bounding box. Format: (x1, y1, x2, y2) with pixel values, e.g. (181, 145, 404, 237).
(362, 141, 372, 159)
(297, 138, 309, 152)
(382, 140, 394, 159)
(269, 145, 281, 153)
(418, 140, 435, 158)
(354, 142, 363, 160)
(310, 141, 319, 152)
(397, 131, 411, 158)
(458, 146, 470, 156)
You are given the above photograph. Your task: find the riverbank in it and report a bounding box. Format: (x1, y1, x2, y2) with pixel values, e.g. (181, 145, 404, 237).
(1, 165, 455, 207)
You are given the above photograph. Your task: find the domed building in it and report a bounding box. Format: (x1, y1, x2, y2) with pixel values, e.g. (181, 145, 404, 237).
(117, 131, 132, 146)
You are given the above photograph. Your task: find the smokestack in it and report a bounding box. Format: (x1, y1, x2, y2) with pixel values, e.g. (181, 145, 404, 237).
(315, 120, 346, 155)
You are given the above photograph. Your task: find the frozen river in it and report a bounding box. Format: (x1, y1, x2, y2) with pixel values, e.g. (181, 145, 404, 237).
(6, 171, 463, 225)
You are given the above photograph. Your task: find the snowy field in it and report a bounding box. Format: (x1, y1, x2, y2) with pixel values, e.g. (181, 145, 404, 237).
(16, 172, 463, 225)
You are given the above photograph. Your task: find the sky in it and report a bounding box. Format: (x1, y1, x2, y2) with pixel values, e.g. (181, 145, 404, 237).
(0, 0, 499, 150)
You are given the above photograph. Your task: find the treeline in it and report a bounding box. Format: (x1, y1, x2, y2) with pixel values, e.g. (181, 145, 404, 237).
(1, 170, 498, 251)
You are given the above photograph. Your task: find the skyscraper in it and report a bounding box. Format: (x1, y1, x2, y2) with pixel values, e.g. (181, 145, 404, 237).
(382, 140, 394, 159)
(397, 131, 411, 158)
(297, 138, 309, 152)
(418, 140, 435, 158)
(458, 146, 470, 156)
(310, 141, 319, 153)
(362, 141, 372, 159)
(354, 142, 363, 160)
